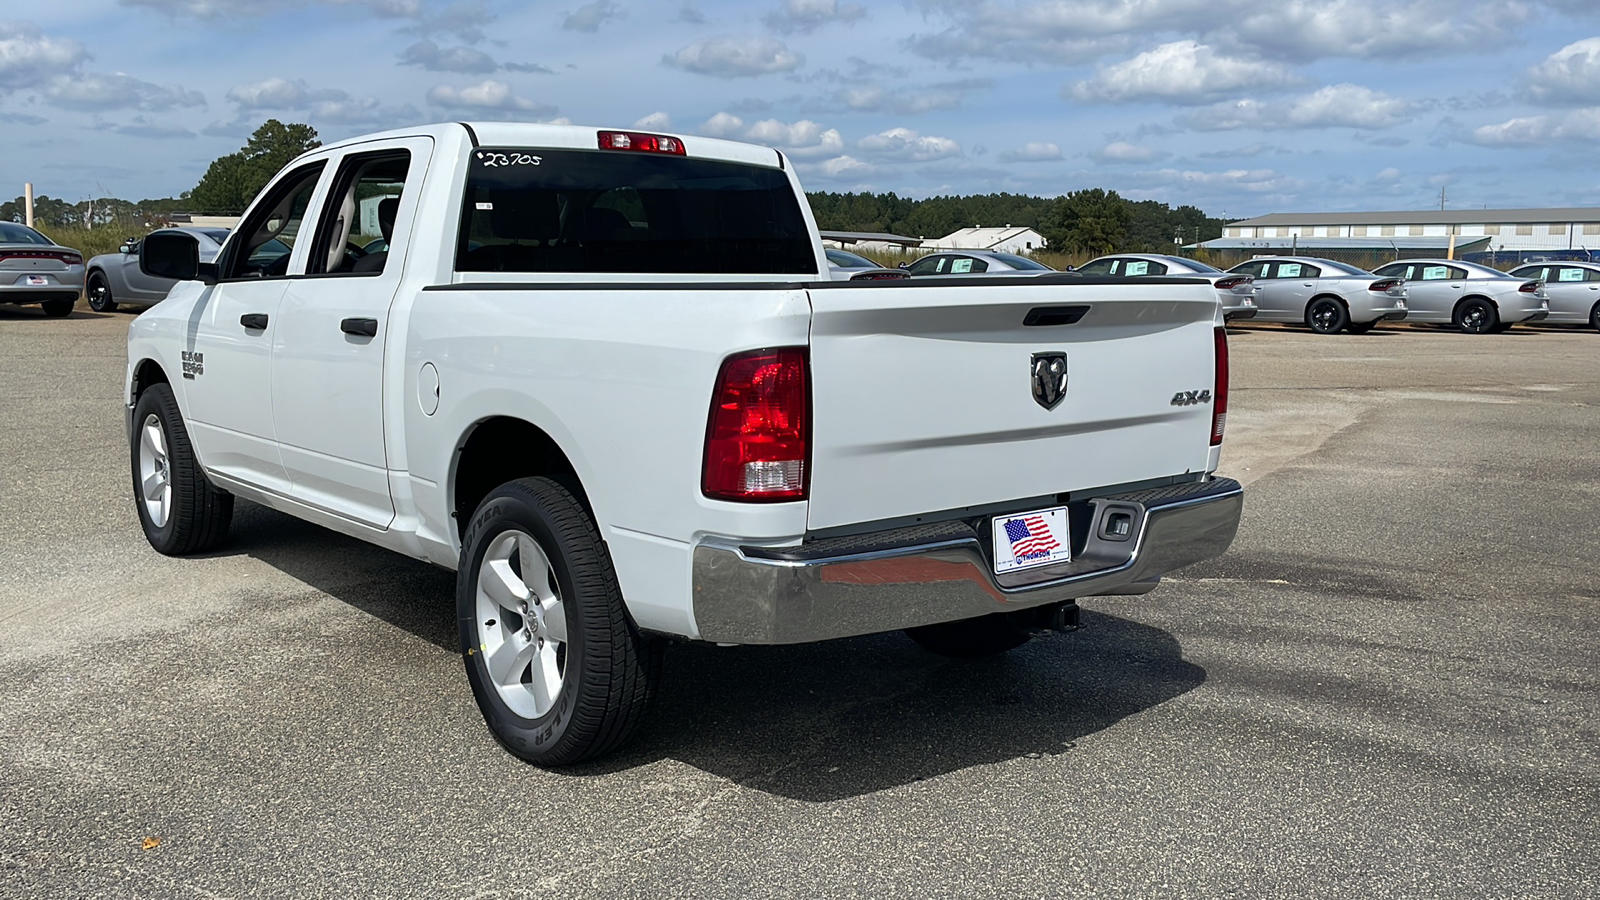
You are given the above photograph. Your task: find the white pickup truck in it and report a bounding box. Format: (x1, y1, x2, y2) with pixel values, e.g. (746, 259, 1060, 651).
(127, 122, 1243, 765)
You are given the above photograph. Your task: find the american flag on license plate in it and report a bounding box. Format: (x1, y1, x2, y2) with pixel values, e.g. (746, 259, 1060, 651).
(1003, 515, 1060, 560)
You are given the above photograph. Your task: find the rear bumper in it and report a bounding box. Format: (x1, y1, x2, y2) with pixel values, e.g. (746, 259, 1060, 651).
(1223, 306, 1258, 321)
(691, 477, 1243, 644)
(1351, 297, 1408, 324)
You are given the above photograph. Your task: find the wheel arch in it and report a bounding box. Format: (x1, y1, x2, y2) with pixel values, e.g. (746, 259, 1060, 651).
(450, 416, 591, 541)
(1305, 293, 1349, 313)
(1456, 293, 1498, 311)
(130, 357, 170, 402)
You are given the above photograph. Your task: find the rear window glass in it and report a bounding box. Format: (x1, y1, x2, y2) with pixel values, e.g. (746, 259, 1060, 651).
(0, 223, 53, 245)
(456, 147, 816, 275)
(989, 253, 1050, 271)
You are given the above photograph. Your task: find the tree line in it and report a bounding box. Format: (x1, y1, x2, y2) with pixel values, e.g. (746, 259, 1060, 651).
(806, 188, 1224, 254)
(5, 119, 1226, 255)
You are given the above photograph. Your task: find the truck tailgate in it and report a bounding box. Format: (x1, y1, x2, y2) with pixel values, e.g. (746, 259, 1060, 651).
(805, 278, 1221, 531)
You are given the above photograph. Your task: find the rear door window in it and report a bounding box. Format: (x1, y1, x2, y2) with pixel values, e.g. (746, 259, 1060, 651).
(1075, 259, 1117, 275)
(456, 147, 815, 274)
(1555, 266, 1588, 282)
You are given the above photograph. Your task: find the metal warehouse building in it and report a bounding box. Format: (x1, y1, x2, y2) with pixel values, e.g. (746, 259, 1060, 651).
(1203, 208, 1600, 256)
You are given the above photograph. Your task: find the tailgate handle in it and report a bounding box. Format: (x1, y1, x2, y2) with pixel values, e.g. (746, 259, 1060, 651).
(341, 317, 379, 337)
(239, 313, 268, 330)
(1023, 305, 1089, 327)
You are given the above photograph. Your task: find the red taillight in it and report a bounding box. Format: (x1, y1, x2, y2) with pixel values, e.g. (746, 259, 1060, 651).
(1211, 326, 1228, 446)
(598, 130, 686, 155)
(702, 348, 810, 502)
(1518, 281, 1540, 293)
(1213, 276, 1248, 290)
(0, 250, 80, 265)
(1368, 279, 1400, 292)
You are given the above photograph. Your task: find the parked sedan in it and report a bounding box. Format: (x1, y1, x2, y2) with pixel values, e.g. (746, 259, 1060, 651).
(1371, 259, 1547, 334)
(0, 222, 84, 318)
(903, 250, 1057, 276)
(1506, 260, 1600, 331)
(85, 226, 229, 312)
(1227, 257, 1408, 334)
(1077, 253, 1257, 320)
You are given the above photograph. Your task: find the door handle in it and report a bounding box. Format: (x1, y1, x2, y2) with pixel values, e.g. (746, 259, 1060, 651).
(240, 313, 268, 330)
(341, 317, 379, 337)
(1302, 282, 1314, 287)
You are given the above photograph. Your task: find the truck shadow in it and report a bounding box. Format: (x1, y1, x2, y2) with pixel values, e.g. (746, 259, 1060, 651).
(226, 502, 1205, 802)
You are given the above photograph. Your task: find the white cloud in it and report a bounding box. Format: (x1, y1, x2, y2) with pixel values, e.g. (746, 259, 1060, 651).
(227, 77, 316, 108)
(399, 40, 498, 73)
(1225, 0, 1529, 61)
(46, 72, 205, 111)
(1070, 41, 1296, 105)
(0, 22, 88, 90)
(633, 111, 672, 129)
(699, 112, 746, 137)
(1144, 166, 1307, 194)
(817, 155, 878, 178)
(1184, 84, 1414, 131)
(426, 80, 557, 116)
(1523, 38, 1600, 106)
(694, 114, 844, 158)
(562, 0, 623, 32)
(1090, 141, 1165, 163)
(662, 36, 803, 77)
(856, 127, 962, 161)
(222, 76, 410, 124)
(764, 0, 866, 34)
(108, 115, 195, 139)
(1468, 109, 1600, 146)
(836, 79, 988, 114)
(999, 142, 1064, 162)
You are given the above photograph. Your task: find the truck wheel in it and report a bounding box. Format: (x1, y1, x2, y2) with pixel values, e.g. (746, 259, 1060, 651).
(131, 383, 234, 555)
(1305, 297, 1348, 334)
(87, 273, 117, 312)
(905, 613, 1033, 658)
(41, 298, 74, 318)
(457, 477, 659, 766)
(1453, 298, 1498, 334)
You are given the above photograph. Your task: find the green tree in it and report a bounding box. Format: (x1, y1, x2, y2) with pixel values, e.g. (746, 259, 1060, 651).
(1045, 188, 1131, 255)
(189, 120, 320, 214)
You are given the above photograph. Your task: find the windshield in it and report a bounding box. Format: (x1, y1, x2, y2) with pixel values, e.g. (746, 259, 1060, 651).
(457, 147, 816, 275)
(989, 252, 1052, 271)
(0, 223, 54, 245)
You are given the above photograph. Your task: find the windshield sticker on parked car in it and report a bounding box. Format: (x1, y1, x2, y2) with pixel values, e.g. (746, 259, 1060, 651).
(1423, 266, 1450, 280)
(1559, 268, 1585, 281)
(1125, 261, 1149, 276)
(1280, 264, 1302, 277)
(951, 259, 973, 273)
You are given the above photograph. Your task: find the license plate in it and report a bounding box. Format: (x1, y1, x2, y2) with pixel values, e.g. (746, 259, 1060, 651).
(26, 275, 48, 285)
(991, 506, 1072, 574)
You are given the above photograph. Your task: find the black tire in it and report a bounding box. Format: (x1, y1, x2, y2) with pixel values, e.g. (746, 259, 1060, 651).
(457, 477, 660, 766)
(1489, 322, 1514, 334)
(40, 298, 74, 318)
(905, 613, 1034, 658)
(1453, 297, 1498, 334)
(130, 383, 234, 555)
(1305, 297, 1349, 334)
(87, 272, 117, 312)
(1589, 302, 1600, 333)
(1346, 320, 1376, 334)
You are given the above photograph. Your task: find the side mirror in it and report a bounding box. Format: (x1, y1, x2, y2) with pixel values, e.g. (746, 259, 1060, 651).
(119, 242, 133, 255)
(140, 232, 215, 284)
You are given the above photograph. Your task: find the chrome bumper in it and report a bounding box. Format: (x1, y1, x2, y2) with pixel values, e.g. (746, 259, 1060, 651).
(691, 477, 1243, 644)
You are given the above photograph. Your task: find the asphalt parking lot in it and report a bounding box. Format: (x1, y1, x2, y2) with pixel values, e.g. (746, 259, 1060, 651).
(2, 305, 1597, 899)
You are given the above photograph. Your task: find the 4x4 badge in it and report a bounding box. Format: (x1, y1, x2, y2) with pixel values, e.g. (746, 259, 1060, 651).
(1031, 352, 1068, 410)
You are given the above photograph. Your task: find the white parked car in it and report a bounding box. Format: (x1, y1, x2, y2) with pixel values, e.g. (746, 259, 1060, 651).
(1371, 259, 1548, 333)
(126, 122, 1242, 765)
(1076, 254, 1258, 321)
(1506, 260, 1600, 331)
(1227, 256, 1409, 334)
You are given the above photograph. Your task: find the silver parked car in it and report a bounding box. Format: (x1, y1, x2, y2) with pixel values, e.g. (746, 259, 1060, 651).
(1372, 259, 1548, 334)
(1227, 256, 1408, 334)
(85, 226, 230, 312)
(903, 250, 1057, 276)
(1506, 260, 1600, 331)
(0, 222, 84, 318)
(823, 247, 908, 281)
(1077, 253, 1258, 320)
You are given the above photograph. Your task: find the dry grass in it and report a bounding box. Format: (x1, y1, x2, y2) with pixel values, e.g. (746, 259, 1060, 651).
(30, 224, 133, 259)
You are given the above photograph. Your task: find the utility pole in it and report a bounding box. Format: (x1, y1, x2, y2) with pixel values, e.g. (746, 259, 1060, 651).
(1439, 185, 1447, 211)
(24, 183, 34, 228)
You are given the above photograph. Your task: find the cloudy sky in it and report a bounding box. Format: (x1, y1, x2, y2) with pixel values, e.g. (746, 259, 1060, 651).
(4, 0, 1600, 218)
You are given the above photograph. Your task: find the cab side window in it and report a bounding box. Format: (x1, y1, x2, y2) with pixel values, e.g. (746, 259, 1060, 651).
(1124, 260, 1167, 276)
(308, 150, 411, 276)
(950, 256, 987, 274)
(222, 162, 326, 280)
